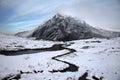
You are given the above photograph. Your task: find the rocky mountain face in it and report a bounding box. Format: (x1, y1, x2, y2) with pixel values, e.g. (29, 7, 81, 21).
(30, 14, 120, 41)
(16, 14, 120, 41)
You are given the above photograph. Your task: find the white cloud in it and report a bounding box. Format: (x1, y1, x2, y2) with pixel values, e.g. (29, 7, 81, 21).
(7, 0, 71, 20)
(0, 0, 120, 33)
(0, 0, 21, 9)
(58, 0, 120, 31)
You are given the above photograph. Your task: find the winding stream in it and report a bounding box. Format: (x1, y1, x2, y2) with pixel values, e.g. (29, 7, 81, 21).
(1, 44, 103, 80)
(0, 44, 79, 73)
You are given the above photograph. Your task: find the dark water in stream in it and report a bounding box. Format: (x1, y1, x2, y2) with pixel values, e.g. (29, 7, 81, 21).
(0, 49, 45, 56)
(0, 44, 64, 56)
(0, 44, 79, 73)
(0, 44, 103, 80)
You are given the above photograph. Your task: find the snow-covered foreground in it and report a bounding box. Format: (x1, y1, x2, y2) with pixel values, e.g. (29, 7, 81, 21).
(0, 34, 120, 80)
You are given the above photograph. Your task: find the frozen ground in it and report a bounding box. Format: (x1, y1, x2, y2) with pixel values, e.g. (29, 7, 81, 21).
(0, 34, 120, 80)
(0, 34, 63, 51)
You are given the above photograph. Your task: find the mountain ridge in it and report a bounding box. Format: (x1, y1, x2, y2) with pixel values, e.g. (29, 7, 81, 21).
(15, 13, 120, 41)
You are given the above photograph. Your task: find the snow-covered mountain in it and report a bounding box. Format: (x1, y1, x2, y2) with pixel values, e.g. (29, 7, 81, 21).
(16, 13, 120, 41)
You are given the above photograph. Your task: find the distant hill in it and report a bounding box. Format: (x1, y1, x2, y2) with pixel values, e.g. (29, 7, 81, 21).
(15, 31, 30, 37)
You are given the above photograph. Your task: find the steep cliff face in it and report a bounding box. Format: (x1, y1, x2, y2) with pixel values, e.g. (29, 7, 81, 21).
(17, 14, 120, 41)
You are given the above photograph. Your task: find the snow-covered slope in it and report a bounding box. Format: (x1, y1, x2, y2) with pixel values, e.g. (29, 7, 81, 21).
(30, 13, 120, 41)
(0, 34, 120, 80)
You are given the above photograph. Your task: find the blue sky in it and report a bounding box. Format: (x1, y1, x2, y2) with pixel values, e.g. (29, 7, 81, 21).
(0, 0, 120, 34)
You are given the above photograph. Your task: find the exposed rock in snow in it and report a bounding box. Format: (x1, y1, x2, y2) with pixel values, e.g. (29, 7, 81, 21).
(30, 13, 120, 41)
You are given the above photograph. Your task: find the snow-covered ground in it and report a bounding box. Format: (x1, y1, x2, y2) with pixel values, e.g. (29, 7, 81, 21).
(0, 34, 120, 80)
(0, 34, 63, 51)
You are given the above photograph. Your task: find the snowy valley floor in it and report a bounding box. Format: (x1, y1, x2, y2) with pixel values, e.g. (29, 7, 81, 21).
(0, 34, 120, 80)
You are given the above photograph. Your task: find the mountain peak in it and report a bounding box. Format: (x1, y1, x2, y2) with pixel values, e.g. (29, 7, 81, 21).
(55, 13, 62, 16)
(53, 13, 65, 19)
(30, 14, 120, 41)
